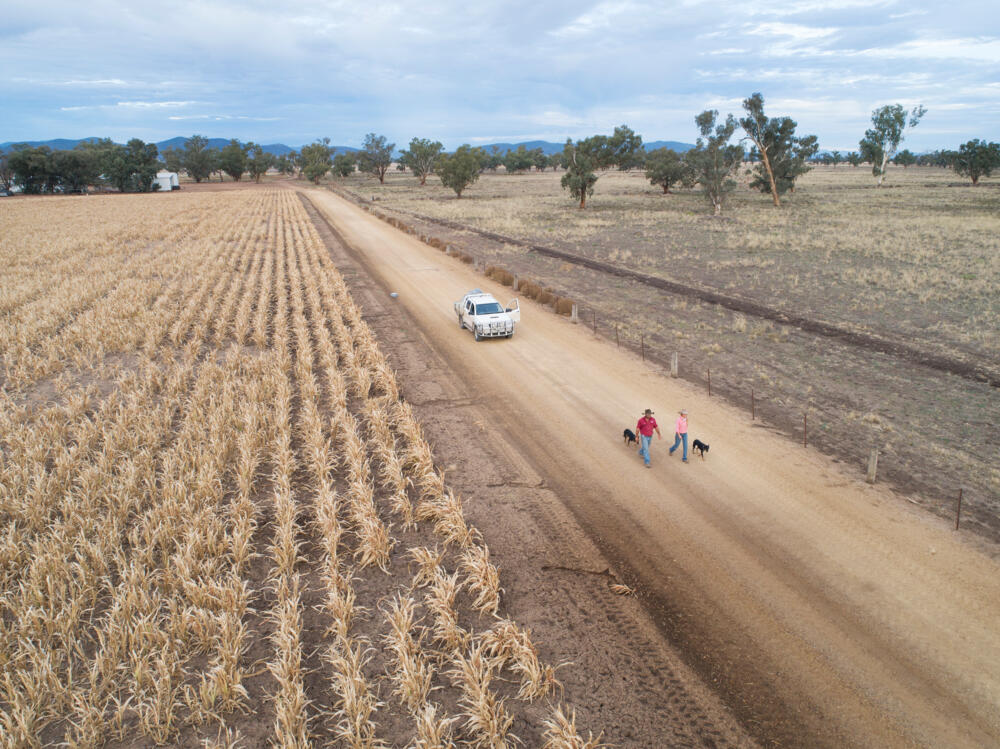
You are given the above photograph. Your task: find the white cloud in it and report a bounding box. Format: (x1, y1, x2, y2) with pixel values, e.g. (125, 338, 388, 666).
(859, 37, 1000, 63)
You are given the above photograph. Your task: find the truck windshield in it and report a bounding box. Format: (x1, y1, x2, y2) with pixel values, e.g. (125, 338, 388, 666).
(475, 302, 504, 315)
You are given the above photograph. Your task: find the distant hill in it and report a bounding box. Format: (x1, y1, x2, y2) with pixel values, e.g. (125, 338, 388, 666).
(645, 140, 695, 153)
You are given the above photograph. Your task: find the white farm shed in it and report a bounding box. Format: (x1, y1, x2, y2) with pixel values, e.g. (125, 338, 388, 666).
(154, 171, 180, 192)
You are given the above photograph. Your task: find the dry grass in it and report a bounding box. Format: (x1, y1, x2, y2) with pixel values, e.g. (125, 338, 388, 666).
(0, 189, 602, 746)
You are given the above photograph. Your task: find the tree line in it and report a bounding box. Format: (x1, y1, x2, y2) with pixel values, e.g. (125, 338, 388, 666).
(3, 98, 998, 207)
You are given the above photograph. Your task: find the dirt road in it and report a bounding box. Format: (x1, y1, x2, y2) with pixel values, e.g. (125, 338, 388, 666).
(300, 186, 1000, 748)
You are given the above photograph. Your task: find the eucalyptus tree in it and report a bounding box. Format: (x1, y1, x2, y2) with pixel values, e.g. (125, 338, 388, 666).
(686, 110, 742, 215)
(858, 104, 926, 186)
(398, 137, 443, 185)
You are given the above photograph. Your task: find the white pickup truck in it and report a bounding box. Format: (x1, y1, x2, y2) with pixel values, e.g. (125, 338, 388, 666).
(454, 289, 520, 340)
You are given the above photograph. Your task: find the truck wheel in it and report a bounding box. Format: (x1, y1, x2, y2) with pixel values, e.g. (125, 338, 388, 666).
(474, 330, 481, 341)
(507, 329, 514, 338)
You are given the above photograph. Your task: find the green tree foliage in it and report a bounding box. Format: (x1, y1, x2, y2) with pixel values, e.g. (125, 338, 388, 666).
(502, 145, 535, 174)
(399, 137, 443, 185)
(332, 152, 356, 178)
(532, 150, 550, 172)
(161, 147, 183, 174)
(686, 110, 743, 215)
(8, 145, 57, 193)
(246, 143, 274, 183)
(846, 151, 862, 168)
(952, 139, 1000, 185)
(859, 104, 926, 186)
(219, 139, 249, 181)
(300, 139, 333, 183)
(486, 146, 503, 172)
(53, 149, 101, 193)
(182, 135, 215, 183)
(102, 139, 160, 192)
(830, 150, 842, 167)
(608, 124, 644, 170)
(276, 152, 298, 175)
(644, 148, 693, 194)
(560, 136, 613, 208)
(436, 145, 480, 197)
(893, 149, 917, 168)
(357, 132, 395, 184)
(101, 138, 160, 192)
(739, 93, 818, 205)
(0, 151, 12, 193)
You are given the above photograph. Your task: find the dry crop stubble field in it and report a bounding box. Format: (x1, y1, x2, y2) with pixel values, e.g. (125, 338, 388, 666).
(335, 166, 1000, 545)
(0, 190, 606, 746)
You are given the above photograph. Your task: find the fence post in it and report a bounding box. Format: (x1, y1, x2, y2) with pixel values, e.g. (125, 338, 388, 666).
(803, 413, 808, 448)
(866, 449, 878, 484)
(616, 325, 620, 348)
(641, 333, 645, 361)
(707, 369, 711, 396)
(513, 275, 519, 291)
(751, 388, 755, 420)
(955, 488, 963, 530)
(593, 310, 597, 334)
(670, 352, 678, 378)
(570, 304, 579, 323)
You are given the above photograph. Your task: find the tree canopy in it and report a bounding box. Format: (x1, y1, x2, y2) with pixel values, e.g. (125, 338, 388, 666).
(332, 152, 356, 178)
(686, 110, 742, 215)
(436, 145, 480, 197)
(357, 133, 395, 184)
(219, 139, 249, 182)
(246, 143, 274, 183)
(739, 93, 818, 205)
(560, 136, 613, 208)
(858, 104, 926, 186)
(952, 139, 1000, 185)
(182, 135, 216, 183)
(398, 138, 443, 185)
(608, 124, 644, 170)
(644, 148, 692, 194)
(300, 139, 333, 183)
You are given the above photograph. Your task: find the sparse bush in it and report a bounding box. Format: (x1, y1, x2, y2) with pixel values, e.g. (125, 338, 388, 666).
(555, 298, 574, 316)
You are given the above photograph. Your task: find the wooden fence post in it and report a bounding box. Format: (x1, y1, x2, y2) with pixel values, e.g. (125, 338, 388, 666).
(570, 304, 579, 323)
(866, 449, 879, 484)
(751, 388, 755, 420)
(707, 368, 711, 396)
(955, 488, 963, 530)
(803, 413, 808, 448)
(640, 333, 645, 361)
(513, 275, 519, 291)
(670, 352, 678, 378)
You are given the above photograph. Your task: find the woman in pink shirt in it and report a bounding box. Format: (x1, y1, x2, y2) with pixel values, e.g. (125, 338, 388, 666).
(668, 409, 689, 462)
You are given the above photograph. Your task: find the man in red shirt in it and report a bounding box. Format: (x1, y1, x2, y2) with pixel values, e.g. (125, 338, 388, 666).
(636, 408, 662, 468)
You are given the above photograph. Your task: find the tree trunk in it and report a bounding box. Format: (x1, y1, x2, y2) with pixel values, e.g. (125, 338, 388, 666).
(877, 152, 889, 186)
(759, 145, 780, 206)
(713, 199, 722, 216)
(663, 185, 671, 194)
(579, 193, 586, 209)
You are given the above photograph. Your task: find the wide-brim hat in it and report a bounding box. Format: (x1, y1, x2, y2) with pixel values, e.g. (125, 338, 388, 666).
(679, 409, 688, 415)
(644, 409, 654, 415)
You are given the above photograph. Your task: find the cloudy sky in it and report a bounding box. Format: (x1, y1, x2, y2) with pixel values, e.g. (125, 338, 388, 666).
(3, 0, 998, 151)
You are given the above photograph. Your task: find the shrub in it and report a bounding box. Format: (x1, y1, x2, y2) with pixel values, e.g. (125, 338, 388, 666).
(486, 266, 514, 286)
(537, 288, 556, 306)
(519, 280, 541, 300)
(554, 298, 575, 316)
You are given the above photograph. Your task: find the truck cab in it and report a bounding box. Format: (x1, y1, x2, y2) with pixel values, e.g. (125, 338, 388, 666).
(454, 289, 520, 340)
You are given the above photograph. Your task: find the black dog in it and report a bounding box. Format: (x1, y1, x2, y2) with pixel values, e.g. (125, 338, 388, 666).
(692, 439, 709, 459)
(623, 429, 637, 446)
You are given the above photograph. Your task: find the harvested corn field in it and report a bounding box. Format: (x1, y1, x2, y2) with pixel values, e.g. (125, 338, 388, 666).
(0, 190, 605, 746)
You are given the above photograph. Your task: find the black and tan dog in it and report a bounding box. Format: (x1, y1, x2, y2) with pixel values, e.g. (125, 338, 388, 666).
(623, 429, 637, 446)
(692, 438, 709, 459)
